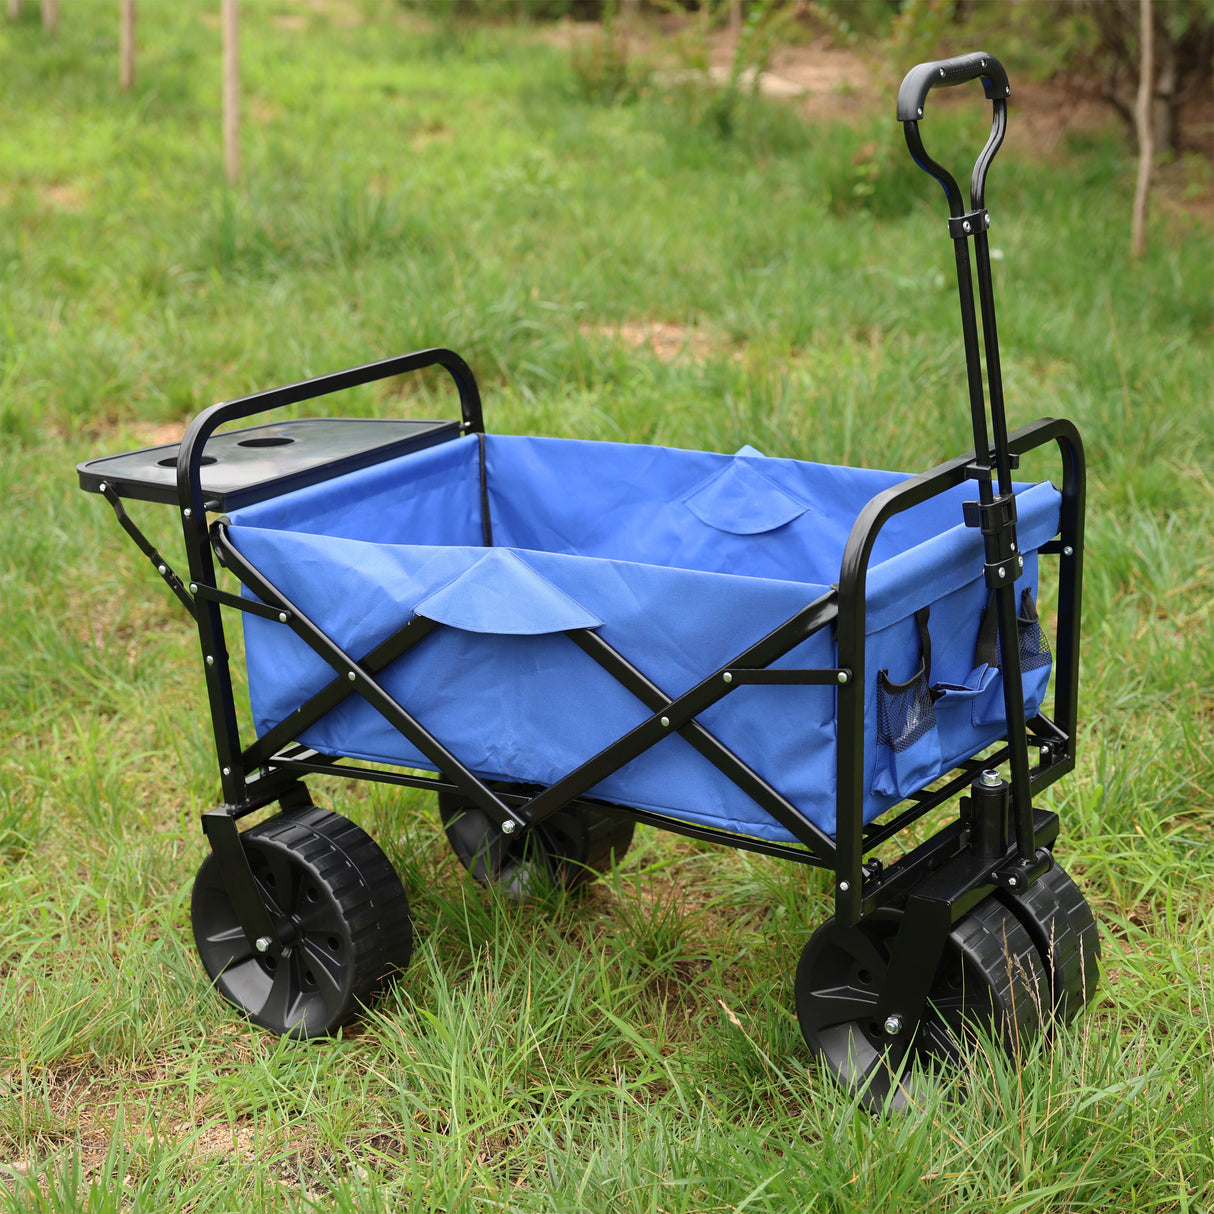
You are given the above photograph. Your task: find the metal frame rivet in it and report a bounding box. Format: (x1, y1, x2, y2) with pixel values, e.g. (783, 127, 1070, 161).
(98, 482, 108, 493)
(347, 671, 357, 682)
(1063, 545, 1074, 557)
(183, 508, 192, 519)
(722, 672, 733, 684)
(837, 671, 849, 685)
(838, 881, 850, 893)
(205, 655, 214, 666)
(278, 612, 288, 623)
(157, 564, 167, 575)
(660, 716, 671, 728)
(222, 767, 231, 777)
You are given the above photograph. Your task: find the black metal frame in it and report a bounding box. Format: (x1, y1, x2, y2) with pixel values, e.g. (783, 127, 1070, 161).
(76, 55, 1085, 1040)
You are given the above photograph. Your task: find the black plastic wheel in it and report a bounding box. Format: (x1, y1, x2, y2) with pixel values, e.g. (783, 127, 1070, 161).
(191, 805, 413, 1039)
(795, 897, 1048, 1112)
(999, 861, 1100, 1025)
(438, 794, 634, 901)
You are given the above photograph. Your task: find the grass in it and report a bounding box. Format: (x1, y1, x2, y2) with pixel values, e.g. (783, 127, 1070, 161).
(1, 1, 1212, 1209)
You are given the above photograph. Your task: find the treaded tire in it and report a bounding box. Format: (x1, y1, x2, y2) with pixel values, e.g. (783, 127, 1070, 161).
(192, 805, 412, 1039)
(796, 897, 1048, 1112)
(439, 794, 634, 901)
(999, 861, 1100, 1025)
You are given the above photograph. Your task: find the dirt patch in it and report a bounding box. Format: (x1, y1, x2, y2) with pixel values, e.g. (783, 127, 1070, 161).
(581, 320, 722, 363)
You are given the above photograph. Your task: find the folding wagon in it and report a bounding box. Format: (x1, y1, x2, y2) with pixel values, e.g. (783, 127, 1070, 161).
(79, 54, 1099, 1109)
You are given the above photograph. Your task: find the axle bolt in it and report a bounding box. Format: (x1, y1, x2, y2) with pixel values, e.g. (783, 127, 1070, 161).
(884, 1014, 904, 1036)
(254, 936, 273, 954)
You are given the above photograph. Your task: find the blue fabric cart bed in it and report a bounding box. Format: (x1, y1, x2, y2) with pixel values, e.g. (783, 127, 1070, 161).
(226, 432, 1061, 843)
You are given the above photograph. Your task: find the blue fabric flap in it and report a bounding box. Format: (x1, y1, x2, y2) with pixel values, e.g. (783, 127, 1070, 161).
(413, 548, 604, 635)
(684, 460, 808, 535)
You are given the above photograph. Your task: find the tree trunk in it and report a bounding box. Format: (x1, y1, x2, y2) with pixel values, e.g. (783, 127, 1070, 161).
(1131, 0, 1154, 260)
(223, 0, 240, 185)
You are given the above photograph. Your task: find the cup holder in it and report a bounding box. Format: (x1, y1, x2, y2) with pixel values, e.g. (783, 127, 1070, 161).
(237, 436, 296, 449)
(159, 454, 217, 467)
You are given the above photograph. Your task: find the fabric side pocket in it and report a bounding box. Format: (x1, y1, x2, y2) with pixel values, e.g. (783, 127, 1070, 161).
(871, 609, 943, 799)
(971, 588, 1054, 726)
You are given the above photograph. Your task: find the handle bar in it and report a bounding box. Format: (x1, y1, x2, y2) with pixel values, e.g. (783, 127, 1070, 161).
(897, 52, 1009, 216)
(896, 51, 1010, 122)
(175, 347, 483, 515)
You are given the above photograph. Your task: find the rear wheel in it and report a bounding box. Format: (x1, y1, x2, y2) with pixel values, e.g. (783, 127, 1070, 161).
(795, 897, 1048, 1112)
(439, 794, 634, 901)
(192, 805, 412, 1039)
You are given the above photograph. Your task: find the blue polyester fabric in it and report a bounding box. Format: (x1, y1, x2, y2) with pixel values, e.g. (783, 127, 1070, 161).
(227, 433, 1062, 842)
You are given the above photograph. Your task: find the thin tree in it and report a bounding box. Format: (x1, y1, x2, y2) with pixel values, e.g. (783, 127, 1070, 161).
(1130, 0, 1154, 259)
(121, 0, 137, 92)
(223, 0, 240, 184)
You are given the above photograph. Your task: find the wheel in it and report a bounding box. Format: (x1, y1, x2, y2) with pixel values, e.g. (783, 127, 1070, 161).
(191, 805, 413, 1039)
(999, 861, 1100, 1025)
(438, 793, 634, 901)
(795, 897, 1048, 1112)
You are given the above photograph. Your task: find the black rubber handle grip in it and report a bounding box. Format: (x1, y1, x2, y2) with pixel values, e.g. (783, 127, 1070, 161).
(896, 52, 1010, 122)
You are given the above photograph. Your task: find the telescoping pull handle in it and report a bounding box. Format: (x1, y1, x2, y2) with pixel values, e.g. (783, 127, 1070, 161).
(896, 51, 1009, 217)
(897, 50, 1041, 872)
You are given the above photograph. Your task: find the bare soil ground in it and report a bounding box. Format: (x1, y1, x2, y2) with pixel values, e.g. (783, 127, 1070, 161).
(546, 18, 1212, 215)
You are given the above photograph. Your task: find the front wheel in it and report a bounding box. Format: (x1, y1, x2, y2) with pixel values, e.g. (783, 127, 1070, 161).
(1000, 861, 1100, 1026)
(795, 897, 1048, 1112)
(191, 805, 413, 1039)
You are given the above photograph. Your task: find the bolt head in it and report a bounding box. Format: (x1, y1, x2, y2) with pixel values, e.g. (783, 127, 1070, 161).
(838, 880, 850, 893)
(501, 820, 517, 836)
(660, 716, 671, 728)
(884, 1014, 904, 1036)
(278, 612, 288, 623)
(255, 936, 272, 954)
(722, 672, 733, 684)
(347, 671, 357, 682)
(837, 670, 849, 685)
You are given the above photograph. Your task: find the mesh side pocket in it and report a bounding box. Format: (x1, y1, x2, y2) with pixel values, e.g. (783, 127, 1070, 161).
(872, 608, 943, 800)
(976, 588, 1052, 673)
(877, 666, 937, 753)
(1018, 592, 1052, 673)
(971, 588, 1054, 726)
